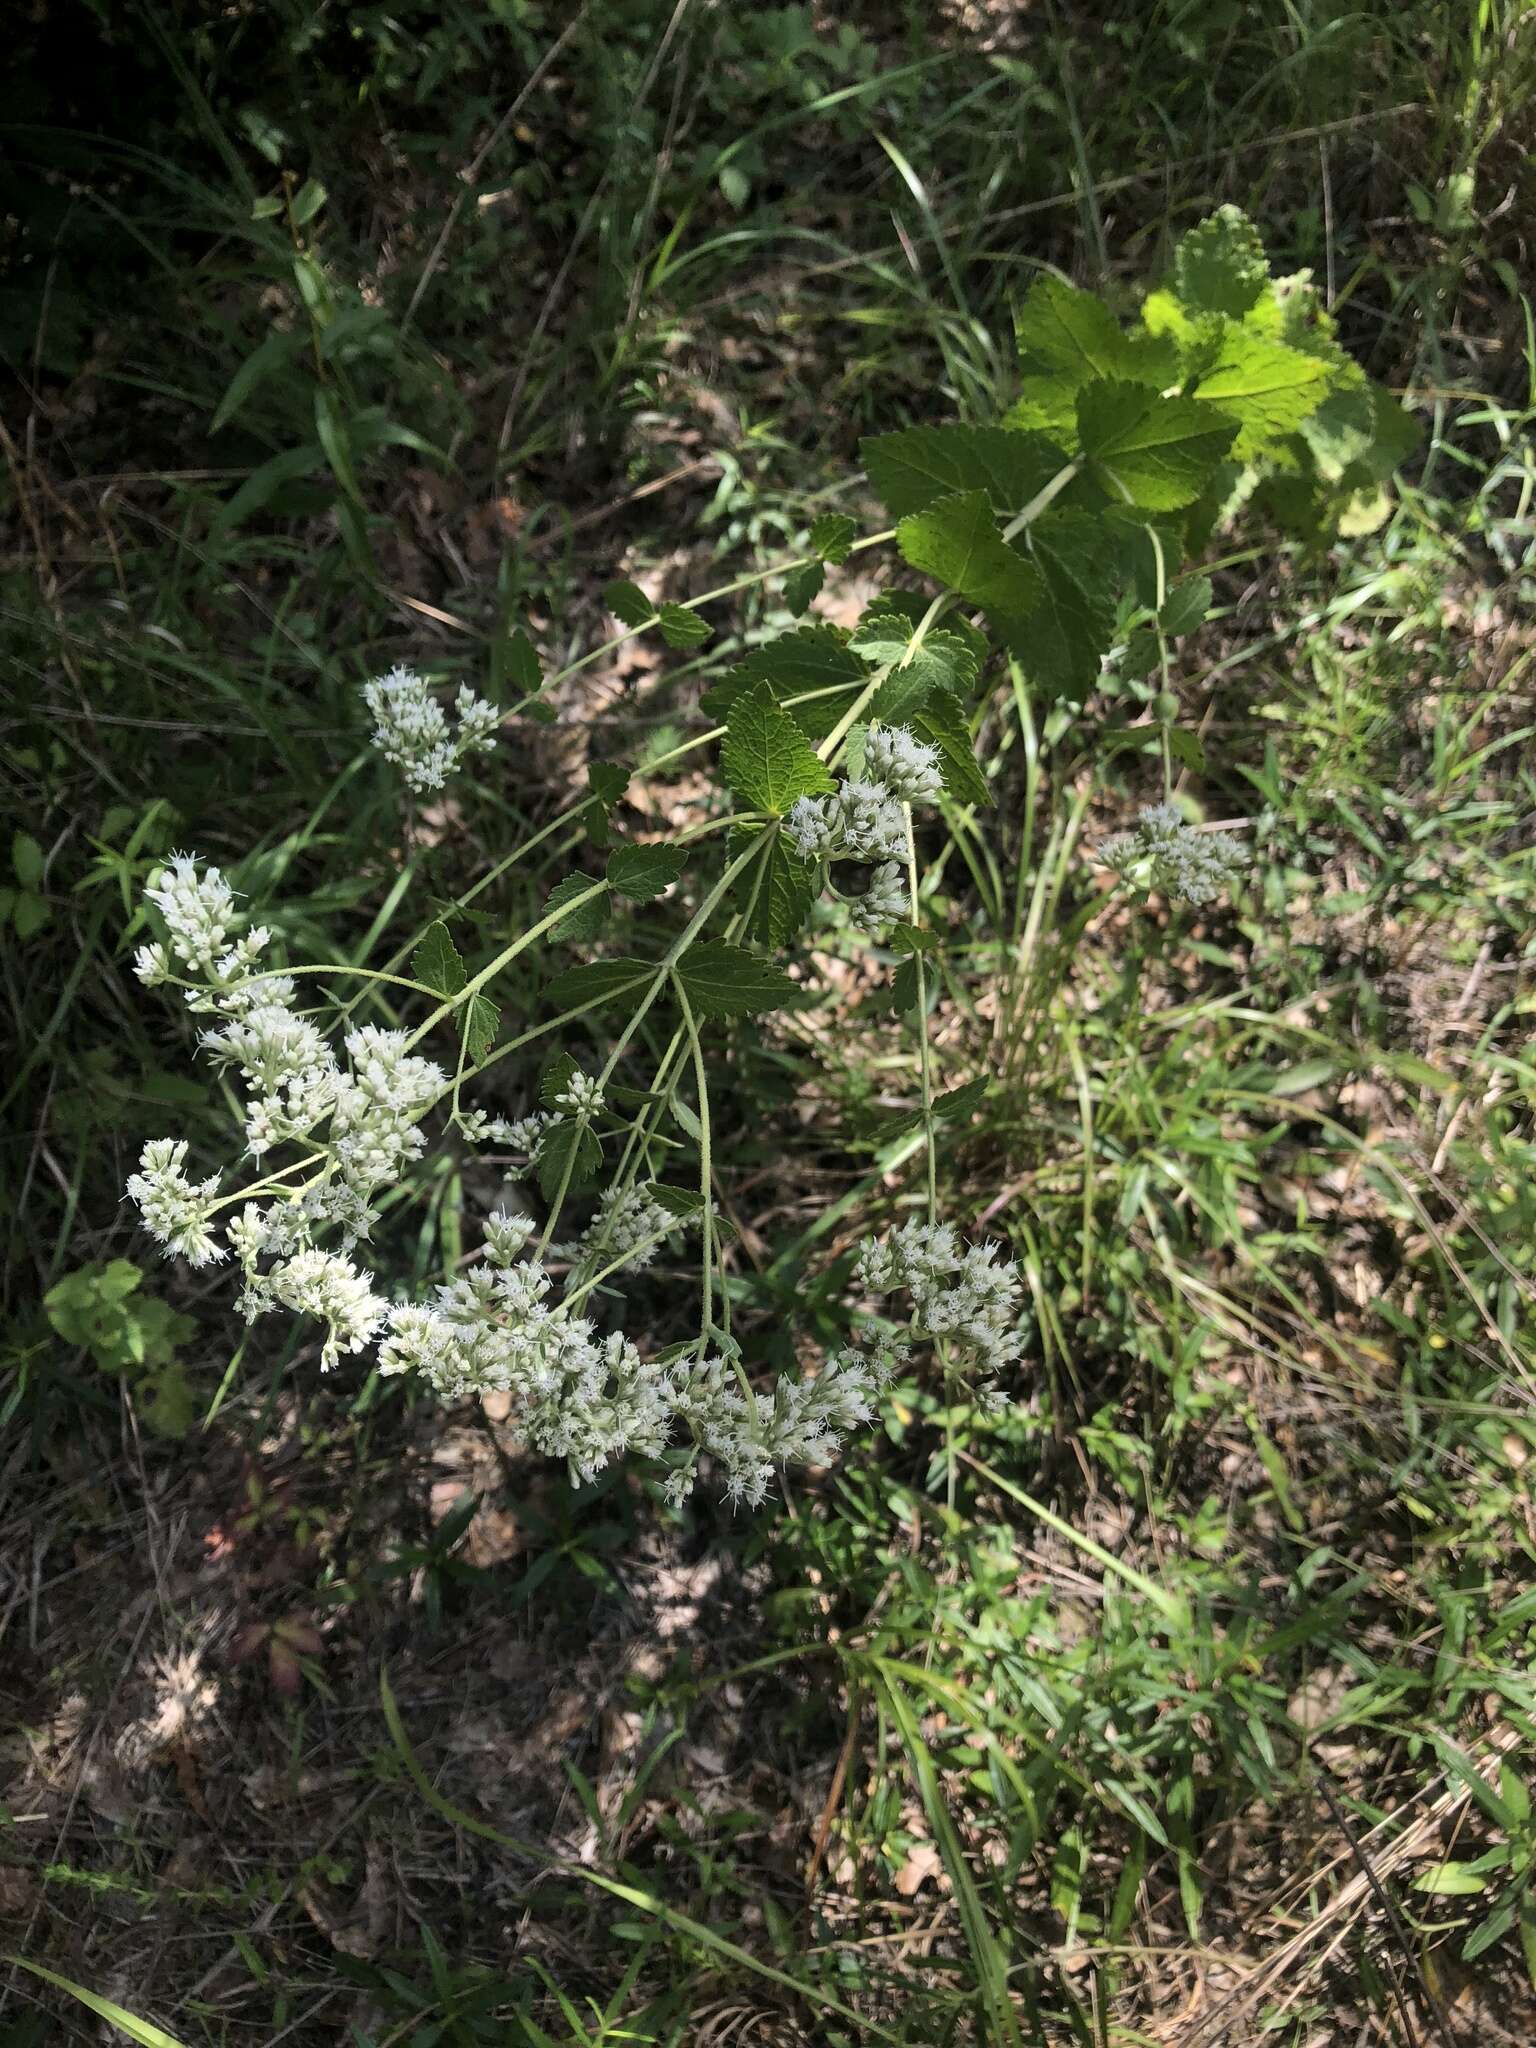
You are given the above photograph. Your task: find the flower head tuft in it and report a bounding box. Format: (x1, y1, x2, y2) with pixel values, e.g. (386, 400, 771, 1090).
(126, 1138, 225, 1267)
(1096, 804, 1246, 906)
(363, 666, 500, 793)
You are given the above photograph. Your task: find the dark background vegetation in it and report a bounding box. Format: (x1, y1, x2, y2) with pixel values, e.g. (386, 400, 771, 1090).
(4, 2, 1536, 2042)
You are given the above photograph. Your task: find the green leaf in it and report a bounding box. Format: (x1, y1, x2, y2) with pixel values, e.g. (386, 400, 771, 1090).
(589, 762, 630, 810)
(1194, 329, 1331, 461)
(1463, 1892, 1520, 1961)
(1297, 385, 1378, 483)
(607, 844, 687, 901)
(674, 941, 797, 1020)
(701, 627, 867, 741)
(212, 441, 324, 537)
(887, 956, 920, 1013)
(657, 602, 711, 649)
(544, 874, 609, 942)
(859, 590, 990, 672)
(730, 824, 817, 949)
(721, 680, 836, 816)
(603, 579, 655, 628)
(1267, 1058, 1336, 1097)
(586, 760, 629, 849)
(290, 176, 327, 225)
(897, 490, 1044, 618)
(537, 1117, 602, 1202)
(850, 615, 981, 721)
(1015, 275, 1178, 389)
(808, 512, 857, 563)
(143, 1363, 199, 1439)
(313, 389, 363, 506)
(861, 424, 1070, 520)
(1160, 574, 1213, 637)
(1173, 205, 1270, 318)
(7, 1956, 194, 2047)
(1166, 727, 1205, 774)
(862, 1074, 988, 1146)
(209, 328, 303, 435)
(936, 1075, 988, 1122)
(463, 995, 499, 1065)
(12, 891, 50, 940)
(910, 687, 989, 807)
(1412, 1862, 1489, 1897)
(506, 627, 542, 695)
(1355, 385, 1420, 483)
(412, 921, 466, 998)
(1076, 380, 1235, 511)
(783, 561, 824, 615)
(545, 957, 653, 1011)
(1010, 511, 1117, 699)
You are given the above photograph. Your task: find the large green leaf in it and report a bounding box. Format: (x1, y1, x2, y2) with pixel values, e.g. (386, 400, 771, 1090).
(896, 490, 1043, 618)
(720, 680, 836, 815)
(545, 957, 653, 1010)
(674, 941, 797, 1020)
(412, 920, 466, 998)
(6, 1958, 192, 2047)
(861, 424, 1070, 520)
(700, 626, 867, 741)
(910, 686, 989, 807)
(544, 873, 609, 942)
(505, 626, 542, 696)
(1011, 510, 1118, 699)
(1017, 276, 1172, 381)
(850, 613, 980, 722)
(657, 602, 711, 649)
(1076, 379, 1234, 511)
(607, 844, 687, 900)
(461, 995, 499, 1065)
(730, 824, 817, 948)
(537, 1116, 601, 1201)
(603, 578, 655, 627)
(1194, 328, 1331, 460)
(808, 511, 856, 562)
(1173, 205, 1270, 317)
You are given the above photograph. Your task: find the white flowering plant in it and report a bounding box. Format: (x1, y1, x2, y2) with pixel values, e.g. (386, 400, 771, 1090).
(122, 209, 1412, 1508)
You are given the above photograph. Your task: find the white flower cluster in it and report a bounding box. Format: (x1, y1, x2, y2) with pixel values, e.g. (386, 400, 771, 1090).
(1096, 803, 1246, 906)
(785, 723, 944, 936)
(377, 1214, 887, 1506)
(863, 725, 946, 805)
(126, 854, 443, 1371)
(124, 861, 1010, 1509)
(137, 853, 276, 1010)
(124, 1139, 224, 1267)
(553, 1069, 604, 1116)
(846, 860, 907, 937)
(362, 665, 500, 793)
(856, 1219, 1023, 1385)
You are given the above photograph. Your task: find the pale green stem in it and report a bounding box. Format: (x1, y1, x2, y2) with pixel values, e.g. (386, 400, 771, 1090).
(403, 879, 610, 1051)
(816, 589, 954, 765)
(207, 1149, 330, 1216)
(903, 807, 938, 1228)
(1000, 459, 1082, 542)
(561, 1224, 683, 1312)
(672, 974, 715, 1343)
(535, 832, 774, 1251)
(533, 526, 898, 704)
